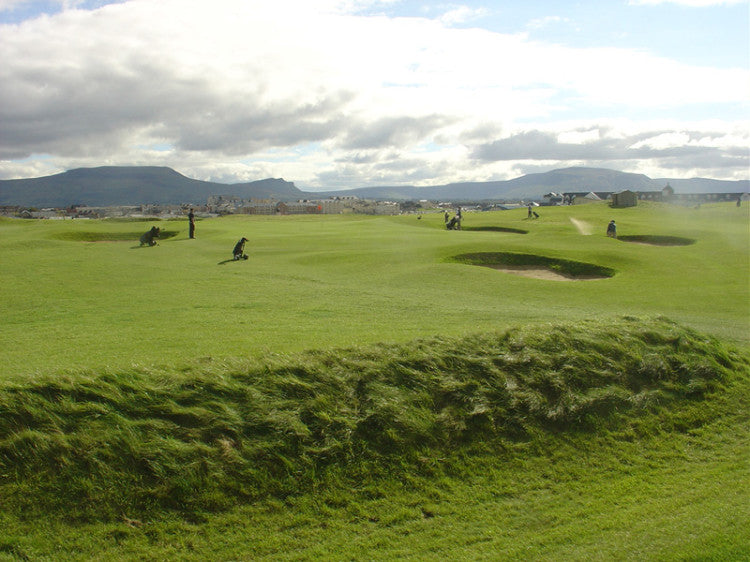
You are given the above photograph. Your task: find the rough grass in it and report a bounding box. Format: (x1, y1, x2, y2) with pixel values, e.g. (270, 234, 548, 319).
(1, 316, 745, 522)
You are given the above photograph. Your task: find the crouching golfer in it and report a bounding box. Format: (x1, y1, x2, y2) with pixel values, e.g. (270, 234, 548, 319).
(233, 237, 249, 260)
(140, 226, 160, 246)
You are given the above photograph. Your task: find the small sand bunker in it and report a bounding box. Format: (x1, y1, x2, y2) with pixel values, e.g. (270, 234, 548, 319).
(451, 252, 615, 281)
(618, 235, 695, 246)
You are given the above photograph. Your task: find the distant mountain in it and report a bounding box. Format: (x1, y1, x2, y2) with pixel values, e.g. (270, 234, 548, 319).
(0, 166, 746, 207)
(653, 177, 749, 194)
(0, 166, 303, 207)
(500, 167, 656, 197)
(314, 167, 748, 201)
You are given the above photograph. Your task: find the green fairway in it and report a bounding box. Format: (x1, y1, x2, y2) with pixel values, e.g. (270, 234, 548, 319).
(1, 201, 748, 378)
(0, 201, 748, 560)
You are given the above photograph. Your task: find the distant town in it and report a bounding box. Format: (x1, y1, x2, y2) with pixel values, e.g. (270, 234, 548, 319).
(0, 182, 746, 220)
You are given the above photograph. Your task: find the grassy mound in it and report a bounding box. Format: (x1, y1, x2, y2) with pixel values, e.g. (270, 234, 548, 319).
(450, 251, 616, 279)
(0, 317, 745, 521)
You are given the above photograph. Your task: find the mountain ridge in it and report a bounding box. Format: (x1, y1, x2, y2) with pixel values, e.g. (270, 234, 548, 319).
(0, 166, 746, 207)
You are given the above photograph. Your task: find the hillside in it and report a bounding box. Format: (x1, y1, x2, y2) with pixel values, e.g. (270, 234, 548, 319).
(0, 165, 747, 207)
(0, 166, 303, 207)
(316, 167, 747, 201)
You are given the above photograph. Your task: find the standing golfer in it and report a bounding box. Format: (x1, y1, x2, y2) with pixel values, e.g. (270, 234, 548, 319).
(188, 208, 195, 239)
(607, 220, 617, 238)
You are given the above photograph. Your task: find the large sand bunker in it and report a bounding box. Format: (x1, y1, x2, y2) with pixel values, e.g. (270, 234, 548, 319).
(451, 252, 615, 281)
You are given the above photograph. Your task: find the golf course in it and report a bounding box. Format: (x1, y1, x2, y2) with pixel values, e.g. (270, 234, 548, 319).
(1, 200, 748, 560)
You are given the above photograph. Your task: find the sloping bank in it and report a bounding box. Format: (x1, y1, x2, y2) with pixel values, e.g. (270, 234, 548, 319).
(0, 316, 747, 520)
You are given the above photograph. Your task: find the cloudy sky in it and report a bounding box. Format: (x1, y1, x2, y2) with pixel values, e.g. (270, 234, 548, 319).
(1, 0, 747, 189)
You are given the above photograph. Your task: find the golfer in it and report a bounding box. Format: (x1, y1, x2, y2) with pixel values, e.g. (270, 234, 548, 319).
(233, 237, 249, 260)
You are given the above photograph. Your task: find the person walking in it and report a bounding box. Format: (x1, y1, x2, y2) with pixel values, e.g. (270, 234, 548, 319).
(607, 220, 617, 238)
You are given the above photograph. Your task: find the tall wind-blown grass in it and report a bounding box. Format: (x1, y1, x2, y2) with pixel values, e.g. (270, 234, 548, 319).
(0, 316, 746, 520)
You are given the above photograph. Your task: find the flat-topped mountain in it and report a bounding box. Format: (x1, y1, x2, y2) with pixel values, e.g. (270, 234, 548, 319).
(0, 166, 746, 207)
(0, 166, 303, 207)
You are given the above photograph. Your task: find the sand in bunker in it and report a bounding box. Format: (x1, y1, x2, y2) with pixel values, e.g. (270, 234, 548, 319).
(569, 217, 594, 235)
(485, 264, 606, 281)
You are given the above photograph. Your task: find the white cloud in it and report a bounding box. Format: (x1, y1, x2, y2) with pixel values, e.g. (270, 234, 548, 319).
(629, 0, 745, 6)
(0, 0, 747, 185)
(438, 5, 488, 26)
(526, 15, 569, 29)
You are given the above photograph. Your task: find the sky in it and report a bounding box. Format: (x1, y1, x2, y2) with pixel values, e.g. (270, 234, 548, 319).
(0, 0, 748, 190)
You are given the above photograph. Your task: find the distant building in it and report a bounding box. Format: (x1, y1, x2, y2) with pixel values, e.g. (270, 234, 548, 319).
(611, 190, 638, 208)
(570, 192, 603, 205)
(543, 192, 564, 205)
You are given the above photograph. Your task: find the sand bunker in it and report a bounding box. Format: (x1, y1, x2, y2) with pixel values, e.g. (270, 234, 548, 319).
(569, 218, 594, 236)
(451, 252, 615, 281)
(485, 265, 607, 281)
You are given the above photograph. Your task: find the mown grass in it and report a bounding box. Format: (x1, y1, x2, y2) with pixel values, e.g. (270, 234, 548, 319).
(1, 201, 749, 379)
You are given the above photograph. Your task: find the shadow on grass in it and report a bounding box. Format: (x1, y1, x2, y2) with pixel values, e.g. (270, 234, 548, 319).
(618, 235, 696, 246)
(462, 226, 528, 234)
(55, 230, 181, 243)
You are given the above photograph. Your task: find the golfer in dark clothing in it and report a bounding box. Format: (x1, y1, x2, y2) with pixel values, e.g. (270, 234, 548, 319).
(188, 209, 195, 239)
(233, 237, 249, 260)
